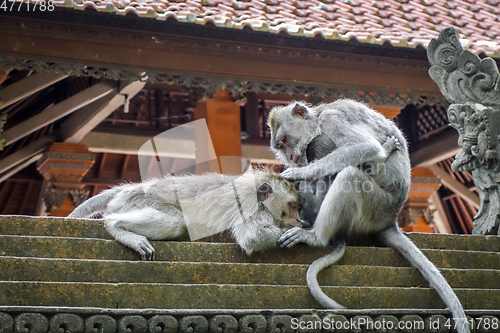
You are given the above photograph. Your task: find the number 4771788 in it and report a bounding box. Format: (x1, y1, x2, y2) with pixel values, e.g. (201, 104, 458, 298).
(0, 0, 54, 11)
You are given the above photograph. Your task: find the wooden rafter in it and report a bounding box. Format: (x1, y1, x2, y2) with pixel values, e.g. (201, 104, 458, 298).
(429, 164, 480, 209)
(2, 81, 117, 146)
(0, 81, 144, 183)
(411, 128, 460, 167)
(62, 81, 146, 143)
(0, 134, 55, 175)
(0, 72, 68, 110)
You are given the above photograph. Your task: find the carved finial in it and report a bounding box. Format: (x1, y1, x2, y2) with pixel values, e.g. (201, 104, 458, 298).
(427, 27, 500, 106)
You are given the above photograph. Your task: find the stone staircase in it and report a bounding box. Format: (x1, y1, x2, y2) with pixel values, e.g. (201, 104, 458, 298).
(0, 215, 499, 333)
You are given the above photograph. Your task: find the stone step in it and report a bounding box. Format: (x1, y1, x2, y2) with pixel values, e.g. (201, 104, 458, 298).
(2, 215, 500, 252)
(1, 235, 499, 269)
(0, 281, 498, 309)
(0, 215, 112, 240)
(0, 256, 498, 289)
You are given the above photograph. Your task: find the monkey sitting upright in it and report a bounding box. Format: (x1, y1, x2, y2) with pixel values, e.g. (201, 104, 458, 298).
(268, 99, 469, 333)
(68, 170, 301, 260)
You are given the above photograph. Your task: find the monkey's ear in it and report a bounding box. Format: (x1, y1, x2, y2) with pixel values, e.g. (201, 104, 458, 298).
(292, 104, 308, 118)
(257, 182, 273, 202)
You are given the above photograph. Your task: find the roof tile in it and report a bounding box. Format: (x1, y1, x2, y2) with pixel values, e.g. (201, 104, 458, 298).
(51, 0, 500, 57)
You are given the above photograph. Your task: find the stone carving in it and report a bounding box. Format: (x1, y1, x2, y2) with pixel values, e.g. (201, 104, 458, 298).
(84, 315, 117, 333)
(15, 313, 49, 333)
(117, 316, 147, 333)
(237, 315, 266, 333)
(0, 312, 14, 333)
(0, 311, 495, 333)
(43, 188, 90, 212)
(207, 316, 237, 333)
(178, 316, 208, 333)
(49, 314, 84, 333)
(147, 316, 178, 333)
(427, 26, 500, 235)
(266, 315, 293, 333)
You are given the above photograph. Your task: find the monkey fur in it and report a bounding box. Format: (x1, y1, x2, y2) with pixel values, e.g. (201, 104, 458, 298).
(268, 99, 469, 333)
(69, 170, 301, 260)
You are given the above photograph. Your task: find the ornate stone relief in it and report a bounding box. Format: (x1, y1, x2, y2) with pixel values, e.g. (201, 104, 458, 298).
(0, 310, 496, 333)
(428, 27, 500, 235)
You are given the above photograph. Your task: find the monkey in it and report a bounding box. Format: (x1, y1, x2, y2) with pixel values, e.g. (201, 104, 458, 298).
(268, 99, 470, 333)
(299, 135, 399, 226)
(68, 170, 301, 260)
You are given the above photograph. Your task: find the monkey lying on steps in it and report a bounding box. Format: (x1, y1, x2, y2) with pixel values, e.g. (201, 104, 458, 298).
(269, 99, 469, 333)
(69, 170, 301, 260)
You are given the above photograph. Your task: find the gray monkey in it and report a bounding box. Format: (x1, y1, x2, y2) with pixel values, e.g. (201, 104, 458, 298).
(69, 170, 301, 260)
(269, 99, 469, 333)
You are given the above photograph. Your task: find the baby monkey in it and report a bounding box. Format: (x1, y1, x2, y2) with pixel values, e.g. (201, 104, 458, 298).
(69, 170, 301, 260)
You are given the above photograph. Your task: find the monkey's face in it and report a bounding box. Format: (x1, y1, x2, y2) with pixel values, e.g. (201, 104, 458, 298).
(260, 177, 301, 228)
(268, 102, 318, 167)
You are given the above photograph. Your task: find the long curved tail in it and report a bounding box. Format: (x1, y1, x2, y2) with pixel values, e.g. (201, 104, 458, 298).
(379, 224, 470, 333)
(306, 238, 346, 309)
(67, 190, 115, 218)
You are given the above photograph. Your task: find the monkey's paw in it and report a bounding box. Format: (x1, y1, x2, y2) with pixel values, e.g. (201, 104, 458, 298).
(132, 236, 155, 261)
(279, 227, 310, 248)
(281, 167, 306, 181)
(384, 136, 400, 152)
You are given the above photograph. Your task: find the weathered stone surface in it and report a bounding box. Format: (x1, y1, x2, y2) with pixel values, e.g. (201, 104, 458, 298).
(0, 215, 499, 315)
(0, 282, 494, 310)
(1, 236, 499, 270)
(0, 257, 495, 289)
(3, 216, 500, 251)
(0, 216, 110, 239)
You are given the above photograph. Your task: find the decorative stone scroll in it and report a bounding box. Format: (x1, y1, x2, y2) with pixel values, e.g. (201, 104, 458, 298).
(0, 311, 495, 333)
(427, 27, 500, 235)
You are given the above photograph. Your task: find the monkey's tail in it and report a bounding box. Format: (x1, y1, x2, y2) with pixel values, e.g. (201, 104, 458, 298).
(67, 190, 115, 218)
(380, 224, 470, 333)
(306, 238, 346, 309)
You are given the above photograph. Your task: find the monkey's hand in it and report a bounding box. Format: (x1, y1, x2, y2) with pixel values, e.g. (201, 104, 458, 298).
(131, 235, 155, 261)
(281, 167, 307, 181)
(279, 227, 313, 248)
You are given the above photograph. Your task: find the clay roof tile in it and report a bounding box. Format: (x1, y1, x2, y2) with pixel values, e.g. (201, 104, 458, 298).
(55, 0, 500, 57)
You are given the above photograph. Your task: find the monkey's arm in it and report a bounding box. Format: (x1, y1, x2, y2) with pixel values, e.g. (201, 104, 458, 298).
(282, 139, 385, 180)
(233, 221, 283, 255)
(282, 116, 389, 180)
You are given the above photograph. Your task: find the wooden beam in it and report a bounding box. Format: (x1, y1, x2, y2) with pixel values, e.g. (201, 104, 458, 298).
(429, 164, 480, 209)
(430, 192, 452, 234)
(2, 81, 117, 146)
(62, 81, 146, 143)
(0, 73, 68, 110)
(0, 20, 440, 95)
(0, 153, 43, 183)
(411, 128, 460, 167)
(0, 134, 55, 175)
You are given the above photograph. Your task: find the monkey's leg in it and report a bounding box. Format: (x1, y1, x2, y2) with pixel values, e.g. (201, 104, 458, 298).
(105, 207, 185, 261)
(380, 225, 470, 333)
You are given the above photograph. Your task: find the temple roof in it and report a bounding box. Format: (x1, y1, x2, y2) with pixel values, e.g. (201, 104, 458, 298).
(53, 0, 500, 57)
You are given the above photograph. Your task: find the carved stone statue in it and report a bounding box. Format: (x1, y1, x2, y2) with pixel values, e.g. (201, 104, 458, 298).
(427, 27, 500, 235)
